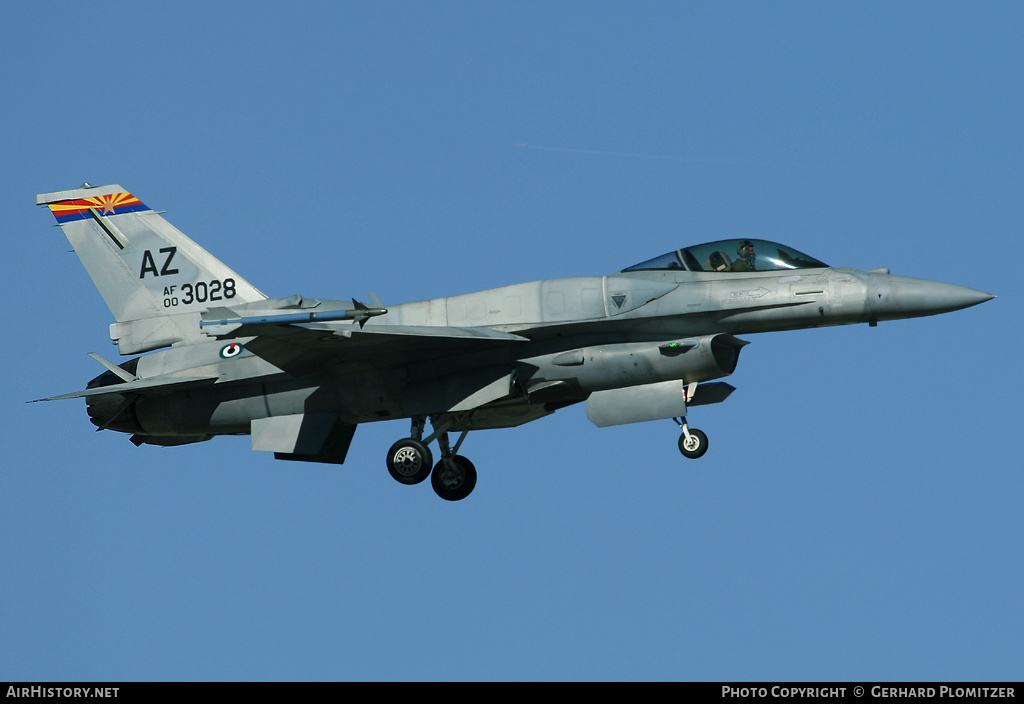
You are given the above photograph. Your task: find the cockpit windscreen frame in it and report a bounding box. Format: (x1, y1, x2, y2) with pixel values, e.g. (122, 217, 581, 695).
(622, 239, 828, 274)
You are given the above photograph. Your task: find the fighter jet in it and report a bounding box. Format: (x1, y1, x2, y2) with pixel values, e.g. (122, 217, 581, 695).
(34, 184, 994, 501)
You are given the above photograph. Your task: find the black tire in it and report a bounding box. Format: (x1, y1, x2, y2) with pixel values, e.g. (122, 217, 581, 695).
(386, 438, 433, 485)
(678, 428, 709, 459)
(431, 455, 477, 501)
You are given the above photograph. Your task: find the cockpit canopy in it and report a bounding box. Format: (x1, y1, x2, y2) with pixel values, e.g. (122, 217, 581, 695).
(622, 239, 827, 274)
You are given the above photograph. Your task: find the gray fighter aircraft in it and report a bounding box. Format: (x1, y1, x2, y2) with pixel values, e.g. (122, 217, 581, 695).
(35, 184, 994, 501)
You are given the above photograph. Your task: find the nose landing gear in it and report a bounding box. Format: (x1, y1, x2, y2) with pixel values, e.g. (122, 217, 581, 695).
(674, 417, 709, 459)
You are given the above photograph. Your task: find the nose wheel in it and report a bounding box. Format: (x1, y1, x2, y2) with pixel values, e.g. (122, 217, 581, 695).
(674, 417, 709, 459)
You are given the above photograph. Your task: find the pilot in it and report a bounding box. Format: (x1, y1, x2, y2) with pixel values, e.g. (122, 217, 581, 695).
(732, 240, 756, 271)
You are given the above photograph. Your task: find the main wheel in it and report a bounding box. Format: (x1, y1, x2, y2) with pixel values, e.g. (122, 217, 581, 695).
(678, 428, 709, 459)
(386, 438, 433, 485)
(431, 455, 477, 501)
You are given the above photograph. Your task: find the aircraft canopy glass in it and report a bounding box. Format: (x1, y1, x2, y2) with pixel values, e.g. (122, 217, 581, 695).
(622, 239, 827, 273)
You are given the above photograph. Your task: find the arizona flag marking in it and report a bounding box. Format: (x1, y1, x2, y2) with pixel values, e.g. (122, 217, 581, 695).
(47, 192, 149, 223)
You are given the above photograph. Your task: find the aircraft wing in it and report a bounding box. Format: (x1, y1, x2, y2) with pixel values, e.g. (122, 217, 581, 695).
(222, 321, 531, 375)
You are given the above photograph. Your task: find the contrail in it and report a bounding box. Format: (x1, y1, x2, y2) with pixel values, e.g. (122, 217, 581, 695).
(516, 143, 796, 168)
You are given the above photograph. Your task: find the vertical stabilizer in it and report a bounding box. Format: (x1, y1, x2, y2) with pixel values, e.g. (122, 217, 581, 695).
(38, 184, 267, 353)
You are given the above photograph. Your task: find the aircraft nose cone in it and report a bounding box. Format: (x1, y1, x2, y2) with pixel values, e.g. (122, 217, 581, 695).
(946, 285, 996, 309)
(869, 275, 995, 321)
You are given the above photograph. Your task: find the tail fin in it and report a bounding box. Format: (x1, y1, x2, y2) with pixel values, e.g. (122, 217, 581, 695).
(38, 184, 267, 354)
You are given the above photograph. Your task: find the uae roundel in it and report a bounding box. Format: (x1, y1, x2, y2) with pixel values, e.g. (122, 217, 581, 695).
(219, 343, 243, 359)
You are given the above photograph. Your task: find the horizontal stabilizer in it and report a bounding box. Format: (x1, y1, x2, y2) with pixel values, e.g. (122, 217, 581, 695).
(32, 375, 217, 402)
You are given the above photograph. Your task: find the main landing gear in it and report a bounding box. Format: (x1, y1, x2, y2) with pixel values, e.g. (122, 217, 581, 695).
(386, 416, 478, 501)
(673, 416, 709, 459)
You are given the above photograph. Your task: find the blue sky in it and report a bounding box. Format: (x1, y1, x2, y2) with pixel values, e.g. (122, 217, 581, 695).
(1, 1, 1020, 681)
